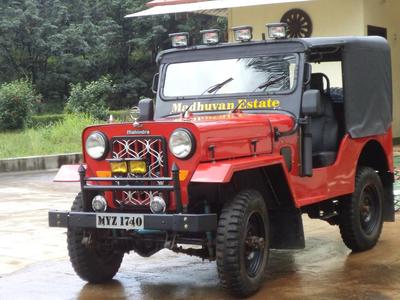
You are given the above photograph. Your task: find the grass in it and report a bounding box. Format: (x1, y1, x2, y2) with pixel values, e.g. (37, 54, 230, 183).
(30, 110, 128, 128)
(0, 114, 100, 159)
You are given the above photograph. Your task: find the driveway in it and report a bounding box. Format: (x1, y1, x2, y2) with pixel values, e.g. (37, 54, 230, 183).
(0, 170, 399, 300)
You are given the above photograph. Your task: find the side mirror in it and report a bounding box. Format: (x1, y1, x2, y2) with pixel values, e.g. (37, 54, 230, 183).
(138, 98, 154, 121)
(302, 89, 322, 116)
(151, 73, 159, 94)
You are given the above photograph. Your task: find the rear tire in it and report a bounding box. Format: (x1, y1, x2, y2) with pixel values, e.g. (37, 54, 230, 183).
(216, 189, 269, 297)
(67, 193, 124, 283)
(339, 167, 384, 252)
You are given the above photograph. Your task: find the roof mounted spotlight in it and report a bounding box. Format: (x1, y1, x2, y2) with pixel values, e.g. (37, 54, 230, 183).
(169, 32, 189, 48)
(200, 29, 220, 45)
(266, 23, 288, 39)
(232, 25, 253, 42)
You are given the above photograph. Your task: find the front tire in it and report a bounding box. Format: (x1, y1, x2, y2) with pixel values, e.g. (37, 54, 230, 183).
(67, 193, 124, 283)
(339, 166, 384, 252)
(216, 190, 269, 297)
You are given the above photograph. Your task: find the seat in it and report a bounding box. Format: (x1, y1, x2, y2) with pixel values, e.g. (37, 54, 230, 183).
(309, 73, 339, 168)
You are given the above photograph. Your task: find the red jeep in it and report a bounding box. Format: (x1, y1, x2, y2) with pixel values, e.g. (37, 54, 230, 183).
(49, 25, 395, 297)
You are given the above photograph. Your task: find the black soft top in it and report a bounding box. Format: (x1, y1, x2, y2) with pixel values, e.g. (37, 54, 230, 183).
(303, 36, 388, 49)
(158, 36, 392, 138)
(305, 36, 392, 138)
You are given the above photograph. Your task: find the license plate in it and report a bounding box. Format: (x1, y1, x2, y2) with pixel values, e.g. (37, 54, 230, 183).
(96, 213, 144, 230)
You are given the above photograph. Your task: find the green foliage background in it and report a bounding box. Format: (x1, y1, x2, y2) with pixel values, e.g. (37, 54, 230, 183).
(0, 0, 227, 114)
(0, 80, 38, 130)
(65, 76, 113, 119)
(0, 114, 99, 158)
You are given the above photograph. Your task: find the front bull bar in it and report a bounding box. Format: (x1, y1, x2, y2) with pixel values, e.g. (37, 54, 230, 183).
(78, 163, 184, 213)
(49, 164, 218, 233)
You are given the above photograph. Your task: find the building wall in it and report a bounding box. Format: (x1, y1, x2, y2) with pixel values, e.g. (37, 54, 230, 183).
(229, 0, 364, 40)
(228, 0, 400, 139)
(363, 0, 400, 138)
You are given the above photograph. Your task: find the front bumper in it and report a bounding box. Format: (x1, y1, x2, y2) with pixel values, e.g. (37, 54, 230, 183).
(48, 211, 217, 233)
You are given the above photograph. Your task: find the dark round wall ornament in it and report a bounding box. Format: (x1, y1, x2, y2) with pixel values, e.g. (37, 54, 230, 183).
(280, 8, 313, 38)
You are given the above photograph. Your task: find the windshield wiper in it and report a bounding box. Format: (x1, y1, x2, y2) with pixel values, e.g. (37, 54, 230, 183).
(231, 75, 288, 114)
(201, 77, 234, 95)
(162, 78, 234, 118)
(178, 77, 233, 117)
(254, 75, 287, 91)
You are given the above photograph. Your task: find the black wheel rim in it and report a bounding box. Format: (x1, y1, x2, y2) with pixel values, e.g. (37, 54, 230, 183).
(244, 212, 266, 278)
(359, 184, 380, 235)
(83, 229, 116, 260)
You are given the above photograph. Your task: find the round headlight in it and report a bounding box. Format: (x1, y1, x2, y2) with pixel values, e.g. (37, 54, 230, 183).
(85, 131, 108, 160)
(169, 129, 194, 159)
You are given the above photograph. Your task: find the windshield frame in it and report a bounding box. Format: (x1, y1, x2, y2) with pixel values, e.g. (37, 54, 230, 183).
(154, 42, 307, 119)
(159, 53, 300, 101)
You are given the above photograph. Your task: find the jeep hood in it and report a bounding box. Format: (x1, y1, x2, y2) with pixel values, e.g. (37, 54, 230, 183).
(82, 112, 295, 168)
(168, 112, 294, 162)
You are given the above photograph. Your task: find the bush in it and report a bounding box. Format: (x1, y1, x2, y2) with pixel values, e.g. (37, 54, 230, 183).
(109, 110, 130, 122)
(31, 114, 65, 128)
(0, 80, 40, 130)
(65, 77, 114, 120)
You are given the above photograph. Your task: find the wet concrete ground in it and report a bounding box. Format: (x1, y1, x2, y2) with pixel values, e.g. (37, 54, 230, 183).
(0, 171, 400, 300)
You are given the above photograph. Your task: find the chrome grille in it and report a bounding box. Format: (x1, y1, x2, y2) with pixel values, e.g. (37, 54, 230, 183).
(111, 137, 167, 208)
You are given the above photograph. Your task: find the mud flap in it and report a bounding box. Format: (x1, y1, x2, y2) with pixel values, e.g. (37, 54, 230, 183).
(382, 171, 395, 222)
(269, 209, 305, 249)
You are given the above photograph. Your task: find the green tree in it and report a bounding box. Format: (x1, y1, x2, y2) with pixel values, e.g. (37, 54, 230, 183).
(0, 0, 227, 113)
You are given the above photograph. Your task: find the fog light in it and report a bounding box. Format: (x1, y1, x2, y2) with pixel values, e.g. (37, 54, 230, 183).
(232, 25, 253, 42)
(129, 160, 147, 175)
(92, 195, 107, 212)
(200, 29, 220, 45)
(169, 32, 189, 48)
(110, 161, 128, 174)
(266, 23, 288, 39)
(150, 195, 166, 214)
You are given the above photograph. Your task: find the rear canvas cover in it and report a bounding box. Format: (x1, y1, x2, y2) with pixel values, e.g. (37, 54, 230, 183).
(342, 37, 392, 138)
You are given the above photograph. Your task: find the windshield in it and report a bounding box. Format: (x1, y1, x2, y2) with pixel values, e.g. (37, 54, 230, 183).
(163, 54, 298, 98)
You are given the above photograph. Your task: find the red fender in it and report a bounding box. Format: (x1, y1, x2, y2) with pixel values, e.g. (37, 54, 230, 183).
(191, 155, 289, 183)
(54, 164, 85, 182)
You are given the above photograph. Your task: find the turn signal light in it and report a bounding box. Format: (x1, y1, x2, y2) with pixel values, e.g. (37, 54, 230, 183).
(110, 161, 128, 174)
(179, 170, 189, 181)
(96, 171, 112, 177)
